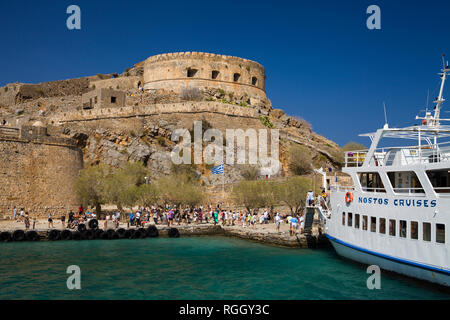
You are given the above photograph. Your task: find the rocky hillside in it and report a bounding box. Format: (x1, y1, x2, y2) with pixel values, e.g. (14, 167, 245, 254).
(0, 63, 343, 186)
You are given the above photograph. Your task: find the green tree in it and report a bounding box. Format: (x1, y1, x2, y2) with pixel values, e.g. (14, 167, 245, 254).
(232, 180, 268, 212)
(135, 183, 160, 208)
(275, 176, 312, 214)
(74, 164, 110, 215)
(158, 173, 204, 208)
(103, 161, 149, 211)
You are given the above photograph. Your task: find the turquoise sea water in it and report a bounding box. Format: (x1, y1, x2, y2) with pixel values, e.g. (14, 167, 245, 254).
(0, 236, 448, 300)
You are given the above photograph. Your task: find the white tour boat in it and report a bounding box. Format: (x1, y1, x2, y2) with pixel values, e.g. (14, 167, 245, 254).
(322, 57, 450, 286)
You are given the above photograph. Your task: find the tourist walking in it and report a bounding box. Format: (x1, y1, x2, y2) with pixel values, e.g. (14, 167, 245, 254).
(61, 213, 66, 228)
(48, 213, 54, 229)
(289, 216, 298, 236)
(275, 213, 281, 233)
(307, 190, 314, 207)
(13, 206, 17, 221)
(299, 213, 305, 233)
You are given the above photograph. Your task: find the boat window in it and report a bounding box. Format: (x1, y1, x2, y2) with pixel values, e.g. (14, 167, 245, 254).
(423, 222, 431, 241)
(410, 221, 418, 240)
(389, 219, 396, 236)
(379, 218, 386, 234)
(354, 214, 360, 229)
(347, 212, 352, 227)
(362, 215, 368, 230)
(400, 220, 407, 238)
(359, 172, 385, 193)
(426, 170, 450, 193)
(436, 224, 445, 243)
(387, 171, 424, 194)
(342, 212, 345, 225)
(370, 217, 376, 232)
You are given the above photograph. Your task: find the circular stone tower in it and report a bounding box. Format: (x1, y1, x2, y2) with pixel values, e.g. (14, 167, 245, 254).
(143, 52, 269, 106)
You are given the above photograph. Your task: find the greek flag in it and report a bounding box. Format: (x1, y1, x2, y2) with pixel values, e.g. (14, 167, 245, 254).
(211, 164, 224, 174)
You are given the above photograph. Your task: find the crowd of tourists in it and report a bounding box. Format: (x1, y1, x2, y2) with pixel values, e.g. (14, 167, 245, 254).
(11, 188, 323, 235)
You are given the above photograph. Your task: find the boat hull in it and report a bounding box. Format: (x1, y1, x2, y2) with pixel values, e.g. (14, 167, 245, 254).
(327, 235, 450, 287)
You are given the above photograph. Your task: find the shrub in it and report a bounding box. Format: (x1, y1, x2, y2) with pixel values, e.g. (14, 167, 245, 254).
(259, 116, 274, 128)
(240, 166, 260, 181)
(157, 136, 166, 146)
(4, 87, 8, 93)
(289, 145, 312, 175)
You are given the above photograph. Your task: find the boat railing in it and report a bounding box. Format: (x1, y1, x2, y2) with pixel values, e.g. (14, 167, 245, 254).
(361, 187, 386, 193)
(344, 141, 450, 167)
(392, 187, 425, 194)
(330, 185, 355, 192)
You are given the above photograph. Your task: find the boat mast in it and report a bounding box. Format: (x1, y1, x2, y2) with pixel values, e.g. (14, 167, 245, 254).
(433, 54, 450, 126)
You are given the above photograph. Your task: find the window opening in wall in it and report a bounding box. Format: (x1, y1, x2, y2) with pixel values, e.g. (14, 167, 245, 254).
(187, 68, 198, 78)
(400, 220, 407, 238)
(211, 70, 220, 79)
(379, 218, 386, 234)
(252, 76, 258, 85)
(362, 215, 368, 230)
(233, 73, 240, 82)
(436, 224, 445, 243)
(370, 217, 377, 232)
(342, 212, 345, 225)
(359, 172, 386, 192)
(426, 170, 450, 193)
(389, 219, 396, 236)
(347, 212, 352, 227)
(423, 222, 431, 241)
(387, 171, 424, 194)
(355, 214, 360, 228)
(411, 221, 418, 239)
(111, 97, 117, 103)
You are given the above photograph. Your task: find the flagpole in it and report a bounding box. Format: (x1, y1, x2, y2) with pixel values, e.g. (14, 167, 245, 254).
(222, 165, 225, 201)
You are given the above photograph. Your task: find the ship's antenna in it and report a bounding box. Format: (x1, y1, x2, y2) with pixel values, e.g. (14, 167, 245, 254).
(432, 54, 449, 126)
(383, 101, 388, 128)
(426, 89, 430, 112)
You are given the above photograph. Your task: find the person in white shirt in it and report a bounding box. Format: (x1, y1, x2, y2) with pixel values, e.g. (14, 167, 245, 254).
(275, 213, 281, 232)
(299, 214, 305, 233)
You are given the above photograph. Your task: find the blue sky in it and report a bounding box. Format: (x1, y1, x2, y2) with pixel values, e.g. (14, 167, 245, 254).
(1, 0, 450, 146)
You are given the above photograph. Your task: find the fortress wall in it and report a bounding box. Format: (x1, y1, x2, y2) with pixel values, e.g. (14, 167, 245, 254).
(144, 52, 267, 100)
(0, 137, 83, 218)
(51, 101, 259, 123)
(89, 76, 143, 91)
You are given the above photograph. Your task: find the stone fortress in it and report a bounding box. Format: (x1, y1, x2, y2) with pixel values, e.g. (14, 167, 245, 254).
(143, 52, 269, 107)
(0, 52, 341, 218)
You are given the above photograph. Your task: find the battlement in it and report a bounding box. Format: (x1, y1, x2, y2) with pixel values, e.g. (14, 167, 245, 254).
(145, 52, 264, 69)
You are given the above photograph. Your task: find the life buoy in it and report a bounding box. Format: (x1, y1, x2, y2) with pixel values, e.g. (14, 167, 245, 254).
(345, 192, 354, 204)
